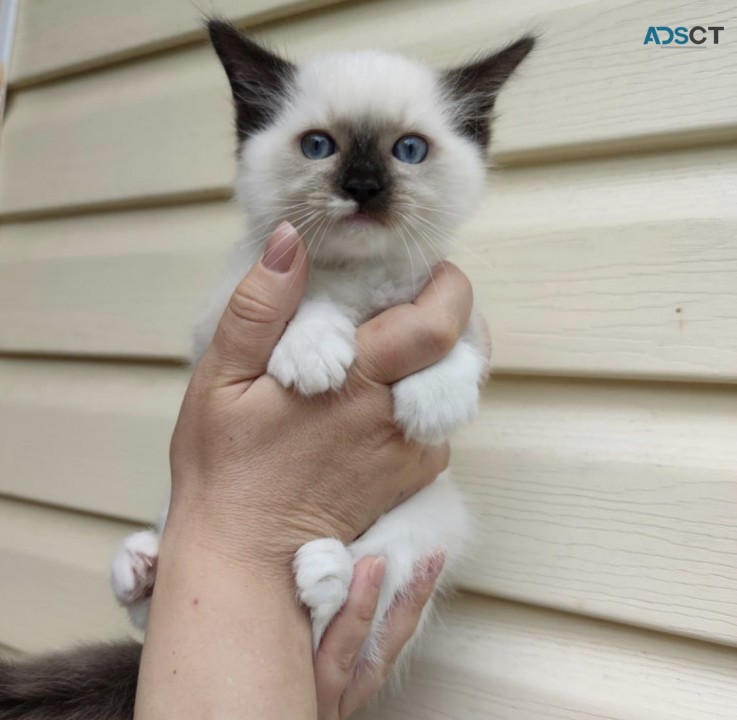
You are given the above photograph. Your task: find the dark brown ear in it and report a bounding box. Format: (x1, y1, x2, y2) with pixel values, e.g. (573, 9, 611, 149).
(208, 19, 296, 141)
(443, 36, 536, 149)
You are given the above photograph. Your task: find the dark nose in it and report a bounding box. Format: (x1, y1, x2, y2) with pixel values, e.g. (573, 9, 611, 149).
(343, 179, 383, 203)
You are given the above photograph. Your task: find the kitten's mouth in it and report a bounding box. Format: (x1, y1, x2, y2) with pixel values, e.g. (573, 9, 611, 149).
(342, 211, 380, 226)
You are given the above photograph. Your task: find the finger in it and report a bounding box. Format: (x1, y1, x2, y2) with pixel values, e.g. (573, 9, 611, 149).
(315, 557, 385, 720)
(340, 553, 445, 718)
(385, 443, 450, 513)
(354, 263, 473, 385)
(198, 222, 309, 385)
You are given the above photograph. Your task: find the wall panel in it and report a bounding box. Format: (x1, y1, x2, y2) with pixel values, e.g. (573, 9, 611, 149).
(2, 0, 736, 713)
(2, 360, 735, 646)
(2, 146, 735, 380)
(0, 498, 137, 652)
(9, 0, 347, 86)
(3, 506, 735, 720)
(3, 0, 736, 216)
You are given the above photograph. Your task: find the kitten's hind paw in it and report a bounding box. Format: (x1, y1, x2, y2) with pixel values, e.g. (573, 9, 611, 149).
(294, 538, 354, 650)
(111, 530, 160, 607)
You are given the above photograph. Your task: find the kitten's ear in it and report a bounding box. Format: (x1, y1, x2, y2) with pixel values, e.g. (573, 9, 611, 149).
(443, 36, 536, 149)
(207, 19, 296, 141)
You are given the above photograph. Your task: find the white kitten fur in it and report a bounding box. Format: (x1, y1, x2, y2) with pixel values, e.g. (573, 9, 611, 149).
(267, 300, 356, 394)
(111, 39, 514, 671)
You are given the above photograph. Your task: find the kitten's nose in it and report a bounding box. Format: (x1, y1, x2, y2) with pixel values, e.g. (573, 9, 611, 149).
(343, 179, 383, 204)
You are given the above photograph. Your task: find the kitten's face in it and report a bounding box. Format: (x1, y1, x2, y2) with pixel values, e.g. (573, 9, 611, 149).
(209, 23, 534, 268)
(238, 52, 486, 265)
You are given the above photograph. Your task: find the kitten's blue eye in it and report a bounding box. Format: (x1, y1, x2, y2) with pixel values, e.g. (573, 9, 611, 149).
(392, 135, 428, 164)
(301, 132, 336, 160)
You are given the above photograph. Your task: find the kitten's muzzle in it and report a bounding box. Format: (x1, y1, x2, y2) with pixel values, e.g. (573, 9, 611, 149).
(343, 178, 384, 204)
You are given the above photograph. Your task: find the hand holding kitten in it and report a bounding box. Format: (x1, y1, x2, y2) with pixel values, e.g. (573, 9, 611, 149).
(169, 222, 473, 566)
(121, 20, 530, 713)
(134, 223, 477, 720)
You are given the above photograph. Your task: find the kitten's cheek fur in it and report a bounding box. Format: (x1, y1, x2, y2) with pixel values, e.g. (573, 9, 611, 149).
(392, 340, 484, 445)
(267, 301, 357, 395)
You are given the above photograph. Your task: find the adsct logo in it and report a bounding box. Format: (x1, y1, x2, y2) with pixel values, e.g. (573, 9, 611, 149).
(644, 25, 725, 46)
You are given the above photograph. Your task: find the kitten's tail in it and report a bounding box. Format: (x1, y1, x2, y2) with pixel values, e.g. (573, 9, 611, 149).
(0, 641, 141, 720)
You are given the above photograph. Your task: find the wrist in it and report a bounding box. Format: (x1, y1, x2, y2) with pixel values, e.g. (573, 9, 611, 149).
(161, 501, 298, 587)
(137, 502, 316, 720)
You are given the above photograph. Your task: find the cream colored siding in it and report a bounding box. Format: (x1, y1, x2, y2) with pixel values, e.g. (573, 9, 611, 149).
(8, 0, 346, 86)
(4, 149, 737, 374)
(1, 1, 736, 717)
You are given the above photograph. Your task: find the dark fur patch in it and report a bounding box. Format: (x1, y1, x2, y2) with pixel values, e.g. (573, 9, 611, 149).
(443, 36, 536, 148)
(336, 129, 393, 215)
(0, 641, 141, 720)
(207, 20, 296, 142)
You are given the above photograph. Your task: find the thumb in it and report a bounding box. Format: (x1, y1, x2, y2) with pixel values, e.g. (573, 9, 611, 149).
(201, 222, 308, 386)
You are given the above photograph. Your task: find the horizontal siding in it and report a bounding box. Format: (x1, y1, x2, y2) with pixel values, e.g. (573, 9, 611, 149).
(2, 359, 736, 646)
(2, 145, 735, 380)
(0, 498, 137, 652)
(356, 595, 737, 720)
(2, 500, 735, 718)
(495, 0, 737, 163)
(8, 0, 347, 87)
(3, 0, 737, 716)
(456, 378, 737, 646)
(0, 359, 180, 522)
(3, 0, 736, 217)
(0, 203, 236, 359)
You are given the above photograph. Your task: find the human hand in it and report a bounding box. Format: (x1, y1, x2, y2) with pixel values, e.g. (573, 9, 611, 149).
(314, 554, 444, 720)
(167, 221, 475, 577)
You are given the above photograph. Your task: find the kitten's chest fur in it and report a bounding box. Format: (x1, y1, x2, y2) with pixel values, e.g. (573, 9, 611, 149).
(308, 262, 430, 323)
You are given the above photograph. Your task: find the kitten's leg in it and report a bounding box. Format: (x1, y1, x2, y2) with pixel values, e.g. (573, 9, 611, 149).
(111, 529, 160, 630)
(348, 471, 468, 666)
(294, 538, 355, 650)
(268, 299, 356, 395)
(392, 337, 485, 445)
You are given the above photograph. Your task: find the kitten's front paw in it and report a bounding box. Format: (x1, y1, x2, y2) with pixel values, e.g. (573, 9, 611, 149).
(393, 342, 482, 444)
(268, 307, 355, 395)
(295, 538, 354, 650)
(111, 530, 160, 607)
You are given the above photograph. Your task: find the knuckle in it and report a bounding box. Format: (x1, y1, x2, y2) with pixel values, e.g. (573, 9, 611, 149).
(228, 284, 281, 325)
(316, 644, 350, 678)
(356, 603, 378, 626)
(420, 315, 459, 357)
(336, 653, 356, 676)
(447, 264, 473, 306)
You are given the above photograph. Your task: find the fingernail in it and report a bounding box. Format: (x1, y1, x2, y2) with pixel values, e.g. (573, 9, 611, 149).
(261, 221, 299, 273)
(369, 558, 386, 589)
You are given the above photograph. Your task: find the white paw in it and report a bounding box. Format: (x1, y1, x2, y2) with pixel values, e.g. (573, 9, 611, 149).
(393, 341, 482, 444)
(268, 304, 355, 396)
(111, 530, 160, 607)
(294, 538, 354, 650)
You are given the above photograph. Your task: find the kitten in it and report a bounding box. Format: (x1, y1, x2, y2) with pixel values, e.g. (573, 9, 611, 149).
(112, 22, 534, 663)
(1, 24, 534, 720)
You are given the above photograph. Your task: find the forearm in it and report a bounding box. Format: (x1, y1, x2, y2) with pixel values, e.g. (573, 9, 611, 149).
(134, 516, 316, 720)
